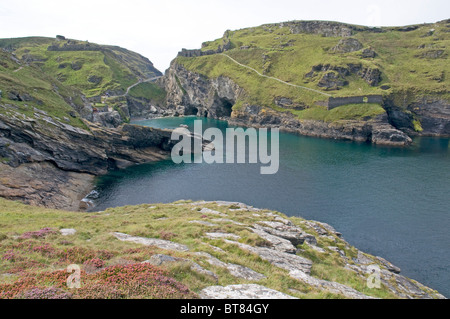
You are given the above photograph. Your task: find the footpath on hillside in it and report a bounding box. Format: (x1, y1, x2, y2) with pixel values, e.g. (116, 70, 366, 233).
(219, 53, 332, 97)
(120, 76, 162, 97)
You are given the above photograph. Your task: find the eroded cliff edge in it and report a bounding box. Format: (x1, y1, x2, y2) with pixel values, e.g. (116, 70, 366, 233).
(160, 63, 416, 146)
(0, 109, 174, 210)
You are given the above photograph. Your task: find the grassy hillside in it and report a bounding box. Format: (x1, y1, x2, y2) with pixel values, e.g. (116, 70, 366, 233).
(0, 36, 163, 129)
(0, 36, 161, 98)
(0, 198, 443, 299)
(0, 49, 87, 129)
(128, 81, 167, 104)
(176, 20, 450, 121)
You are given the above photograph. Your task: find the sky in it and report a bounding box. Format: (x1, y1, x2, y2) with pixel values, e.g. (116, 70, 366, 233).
(0, 0, 449, 71)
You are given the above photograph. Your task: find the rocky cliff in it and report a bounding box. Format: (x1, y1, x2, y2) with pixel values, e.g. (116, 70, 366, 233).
(0, 106, 175, 210)
(0, 38, 183, 210)
(160, 19, 450, 145)
(162, 62, 243, 118)
(162, 63, 413, 146)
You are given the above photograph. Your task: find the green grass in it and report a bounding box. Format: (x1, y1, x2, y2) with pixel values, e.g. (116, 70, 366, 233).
(0, 36, 54, 50)
(0, 51, 87, 129)
(128, 82, 167, 103)
(0, 36, 162, 129)
(0, 197, 442, 299)
(177, 20, 449, 117)
(22, 48, 125, 98)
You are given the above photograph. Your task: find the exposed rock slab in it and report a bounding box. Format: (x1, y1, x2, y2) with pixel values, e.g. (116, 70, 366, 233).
(225, 263, 266, 281)
(289, 270, 375, 299)
(200, 284, 297, 299)
(144, 254, 217, 280)
(0, 162, 94, 211)
(60, 228, 77, 236)
(347, 250, 445, 299)
(211, 218, 245, 226)
(196, 252, 266, 281)
(256, 221, 316, 246)
(251, 225, 297, 253)
(111, 232, 189, 252)
(224, 239, 312, 274)
(189, 220, 218, 227)
(205, 232, 241, 240)
(199, 207, 227, 216)
(0, 108, 213, 211)
(375, 256, 401, 274)
(0, 110, 175, 210)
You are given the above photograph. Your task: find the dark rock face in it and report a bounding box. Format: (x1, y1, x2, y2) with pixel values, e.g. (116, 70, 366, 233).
(318, 72, 348, 90)
(358, 67, 382, 86)
(274, 97, 304, 110)
(0, 113, 174, 175)
(419, 50, 446, 59)
(22, 54, 47, 63)
(229, 107, 412, 146)
(280, 21, 355, 37)
(384, 95, 450, 137)
(162, 63, 244, 118)
(0, 109, 176, 210)
(71, 60, 83, 70)
(7, 91, 33, 102)
(125, 84, 167, 119)
(92, 110, 122, 128)
(330, 38, 363, 53)
(126, 96, 152, 118)
(87, 75, 102, 85)
(361, 48, 377, 58)
(306, 63, 382, 88)
(0, 161, 94, 211)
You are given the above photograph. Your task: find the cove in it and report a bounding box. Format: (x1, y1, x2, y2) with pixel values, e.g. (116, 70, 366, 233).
(89, 116, 450, 297)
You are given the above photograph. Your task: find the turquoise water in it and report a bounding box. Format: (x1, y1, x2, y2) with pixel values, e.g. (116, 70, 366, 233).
(91, 116, 450, 297)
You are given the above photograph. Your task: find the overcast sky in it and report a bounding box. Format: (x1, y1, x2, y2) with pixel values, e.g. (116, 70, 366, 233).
(0, 0, 448, 71)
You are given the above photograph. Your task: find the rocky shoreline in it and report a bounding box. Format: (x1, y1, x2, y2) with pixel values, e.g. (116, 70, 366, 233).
(158, 62, 448, 146)
(227, 106, 412, 146)
(0, 107, 178, 210)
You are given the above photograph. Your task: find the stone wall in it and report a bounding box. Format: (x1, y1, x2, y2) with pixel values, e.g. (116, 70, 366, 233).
(177, 40, 232, 58)
(47, 43, 101, 52)
(177, 49, 209, 58)
(325, 95, 383, 110)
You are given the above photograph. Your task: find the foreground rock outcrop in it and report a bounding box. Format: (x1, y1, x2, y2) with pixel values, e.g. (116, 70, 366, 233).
(200, 284, 297, 299)
(0, 199, 445, 299)
(103, 200, 445, 299)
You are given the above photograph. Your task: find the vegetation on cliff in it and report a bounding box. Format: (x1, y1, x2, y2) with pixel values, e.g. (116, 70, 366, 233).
(0, 36, 164, 130)
(0, 198, 444, 299)
(175, 19, 450, 124)
(0, 49, 88, 129)
(0, 36, 161, 97)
